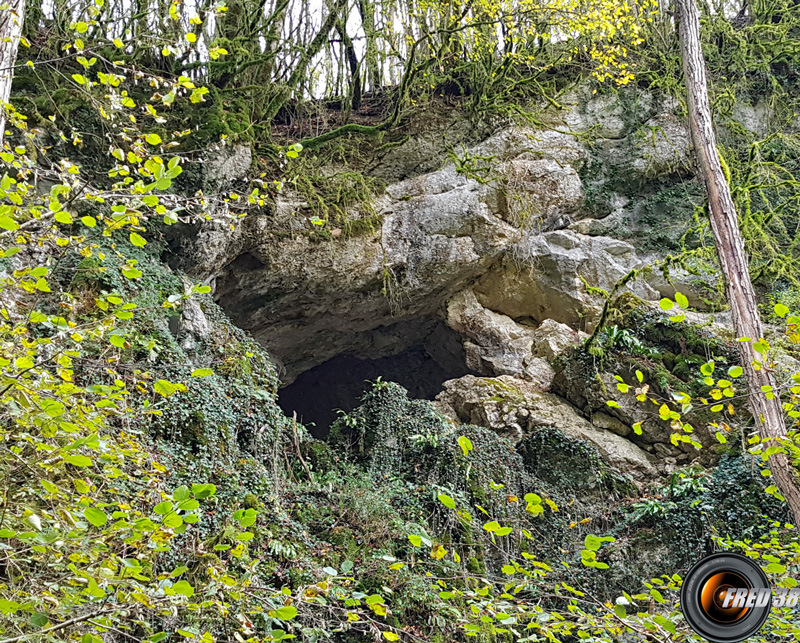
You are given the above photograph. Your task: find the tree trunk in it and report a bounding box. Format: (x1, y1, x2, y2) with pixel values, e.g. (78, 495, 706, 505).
(336, 20, 361, 111)
(675, 0, 800, 523)
(0, 0, 25, 149)
(357, 0, 380, 93)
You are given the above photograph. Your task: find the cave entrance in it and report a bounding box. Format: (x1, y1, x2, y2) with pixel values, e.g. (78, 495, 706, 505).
(277, 321, 471, 438)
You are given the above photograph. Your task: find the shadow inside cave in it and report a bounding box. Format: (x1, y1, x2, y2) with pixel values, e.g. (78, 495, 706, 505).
(277, 322, 472, 438)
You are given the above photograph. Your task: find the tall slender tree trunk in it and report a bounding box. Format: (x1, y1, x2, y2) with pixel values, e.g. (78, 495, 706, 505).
(357, 0, 380, 93)
(675, 0, 800, 522)
(0, 0, 25, 149)
(336, 20, 361, 110)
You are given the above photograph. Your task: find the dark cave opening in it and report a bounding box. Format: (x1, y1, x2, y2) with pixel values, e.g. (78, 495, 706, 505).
(277, 322, 472, 438)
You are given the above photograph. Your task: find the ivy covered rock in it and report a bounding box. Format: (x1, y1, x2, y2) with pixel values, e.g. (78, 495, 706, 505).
(436, 374, 657, 479)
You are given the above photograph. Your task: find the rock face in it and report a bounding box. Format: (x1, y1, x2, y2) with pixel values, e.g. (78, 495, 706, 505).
(169, 86, 718, 480)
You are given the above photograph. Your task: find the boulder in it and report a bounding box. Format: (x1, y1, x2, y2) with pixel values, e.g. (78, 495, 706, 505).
(531, 319, 586, 361)
(591, 411, 632, 437)
(474, 230, 659, 330)
(446, 290, 542, 380)
(629, 114, 692, 177)
(204, 143, 252, 187)
(437, 375, 657, 479)
(181, 298, 213, 343)
(499, 158, 584, 231)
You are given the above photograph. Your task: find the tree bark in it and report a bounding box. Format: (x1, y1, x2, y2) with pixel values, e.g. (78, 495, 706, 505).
(336, 20, 361, 110)
(0, 0, 25, 149)
(357, 0, 380, 93)
(675, 0, 800, 523)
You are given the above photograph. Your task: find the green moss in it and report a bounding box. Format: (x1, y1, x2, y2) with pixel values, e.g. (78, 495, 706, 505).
(475, 378, 524, 405)
(466, 556, 485, 574)
(288, 165, 386, 239)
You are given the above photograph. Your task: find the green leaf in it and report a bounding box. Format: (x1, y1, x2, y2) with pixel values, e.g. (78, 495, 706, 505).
(274, 606, 297, 621)
(172, 580, 195, 597)
(81, 216, 97, 228)
(659, 298, 674, 310)
(437, 493, 456, 509)
(728, 366, 743, 378)
(173, 485, 190, 501)
(614, 604, 626, 618)
(584, 534, 614, 551)
(154, 501, 173, 515)
(674, 292, 689, 308)
(457, 435, 473, 456)
(0, 216, 19, 231)
(54, 211, 73, 224)
(236, 508, 257, 527)
(163, 513, 183, 528)
(146, 133, 163, 145)
(190, 368, 213, 377)
(110, 334, 127, 348)
(192, 483, 216, 499)
(84, 507, 108, 527)
(408, 534, 422, 547)
(64, 454, 92, 467)
(775, 303, 790, 318)
(15, 356, 34, 369)
(154, 379, 185, 397)
(130, 232, 147, 247)
(41, 399, 65, 417)
(30, 612, 49, 628)
(0, 600, 21, 614)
